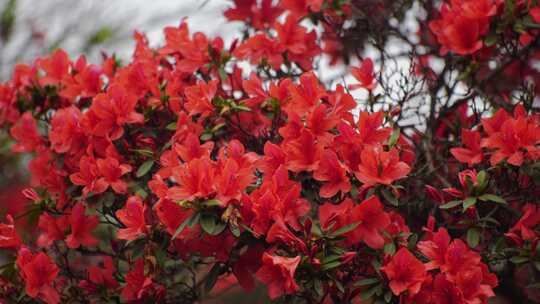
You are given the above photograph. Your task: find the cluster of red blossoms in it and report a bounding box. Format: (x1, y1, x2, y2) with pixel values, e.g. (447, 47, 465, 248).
(1, 0, 540, 303)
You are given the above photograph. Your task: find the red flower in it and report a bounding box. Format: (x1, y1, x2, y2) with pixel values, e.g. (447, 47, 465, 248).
(286, 72, 326, 114)
(481, 112, 540, 166)
(121, 258, 153, 301)
(255, 252, 301, 299)
(233, 33, 284, 69)
(154, 198, 194, 236)
(350, 58, 377, 91)
(259, 142, 286, 175)
(10, 112, 43, 153)
(116, 196, 148, 241)
(88, 256, 118, 289)
(69, 156, 108, 196)
(89, 84, 144, 140)
(168, 157, 215, 201)
(214, 158, 255, 204)
(284, 129, 323, 172)
(37, 213, 68, 248)
(274, 15, 320, 70)
(350, 195, 391, 249)
(65, 203, 99, 249)
(429, 6, 488, 55)
(357, 111, 392, 145)
(354, 145, 411, 187)
(173, 133, 214, 162)
(531, 7, 540, 24)
(184, 80, 219, 118)
(59, 56, 102, 100)
(0, 214, 21, 248)
(450, 129, 483, 166)
(96, 157, 132, 194)
(17, 248, 60, 304)
(38, 49, 70, 87)
(266, 218, 306, 253)
(417, 227, 451, 270)
(381, 248, 428, 296)
(506, 203, 540, 244)
(224, 0, 283, 29)
(313, 149, 351, 198)
(49, 106, 85, 154)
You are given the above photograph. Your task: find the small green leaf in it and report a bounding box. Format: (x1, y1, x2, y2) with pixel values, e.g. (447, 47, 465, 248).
(510, 256, 530, 264)
(321, 255, 341, 265)
(200, 132, 213, 141)
(166, 122, 177, 131)
(463, 197, 477, 211)
(534, 261, 540, 272)
(381, 188, 398, 206)
(478, 194, 507, 204)
(384, 242, 396, 255)
(360, 285, 379, 300)
(229, 224, 241, 237)
(388, 128, 400, 148)
(172, 213, 195, 240)
(354, 277, 380, 287)
(484, 34, 498, 47)
(440, 200, 462, 209)
(136, 160, 154, 177)
(200, 213, 226, 235)
(466, 228, 480, 248)
(205, 263, 222, 293)
(202, 199, 222, 207)
(330, 222, 360, 237)
(321, 260, 342, 271)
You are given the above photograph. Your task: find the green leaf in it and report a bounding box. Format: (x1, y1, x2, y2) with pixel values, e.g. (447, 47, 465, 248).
(321, 255, 341, 265)
(381, 188, 398, 206)
(87, 26, 114, 47)
(484, 34, 498, 47)
(321, 260, 342, 271)
(200, 132, 213, 141)
(233, 104, 251, 112)
(440, 200, 462, 209)
(200, 213, 227, 235)
(384, 242, 396, 255)
(172, 213, 195, 240)
(510, 256, 530, 264)
(478, 194, 507, 204)
(136, 160, 154, 177)
(462, 197, 477, 211)
(166, 122, 177, 131)
(330, 222, 360, 237)
(534, 261, 540, 272)
(354, 277, 380, 287)
(202, 199, 222, 207)
(205, 263, 222, 293)
(466, 228, 480, 248)
(360, 285, 379, 300)
(384, 291, 393, 302)
(388, 128, 400, 148)
(229, 224, 241, 237)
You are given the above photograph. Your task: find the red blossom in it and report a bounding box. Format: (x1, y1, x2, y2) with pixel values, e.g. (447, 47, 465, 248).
(116, 196, 148, 241)
(121, 259, 153, 301)
(0, 214, 21, 248)
(17, 248, 60, 304)
(354, 145, 411, 187)
(255, 252, 301, 299)
(65, 203, 99, 249)
(381, 247, 428, 296)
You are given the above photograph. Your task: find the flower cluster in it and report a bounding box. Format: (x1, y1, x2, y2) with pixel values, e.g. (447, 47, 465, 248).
(1, 0, 540, 303)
